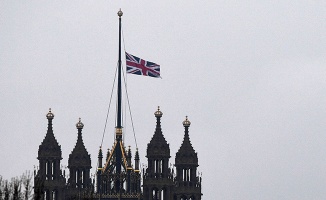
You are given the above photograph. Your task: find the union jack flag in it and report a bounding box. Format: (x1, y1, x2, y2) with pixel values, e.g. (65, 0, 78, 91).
(126, 52, 160, 78)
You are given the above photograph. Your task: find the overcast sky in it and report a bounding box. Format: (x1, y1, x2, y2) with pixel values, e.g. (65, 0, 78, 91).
(1, 1, 326, 199)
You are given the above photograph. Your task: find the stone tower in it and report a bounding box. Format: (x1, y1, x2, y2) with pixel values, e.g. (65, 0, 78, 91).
(174, 117, 202, 200)
(66, 118, 93, 199)
(34, 109, 66, 200)
(143, 107, 174, 200)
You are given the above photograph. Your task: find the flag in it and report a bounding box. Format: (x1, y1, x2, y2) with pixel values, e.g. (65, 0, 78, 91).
(126, 52, 160, 78)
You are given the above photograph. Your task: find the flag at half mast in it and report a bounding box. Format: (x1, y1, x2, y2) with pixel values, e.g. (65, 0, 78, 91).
(126, 52, 160, 78)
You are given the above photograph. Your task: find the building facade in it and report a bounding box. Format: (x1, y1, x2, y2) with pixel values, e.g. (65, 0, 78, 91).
(34, 108, 202, 200)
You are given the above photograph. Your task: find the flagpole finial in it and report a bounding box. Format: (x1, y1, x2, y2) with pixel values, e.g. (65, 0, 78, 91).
(118, 9, 123, 17)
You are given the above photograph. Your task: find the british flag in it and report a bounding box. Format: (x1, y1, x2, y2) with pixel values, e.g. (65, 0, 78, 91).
(125, 52, 160, 78)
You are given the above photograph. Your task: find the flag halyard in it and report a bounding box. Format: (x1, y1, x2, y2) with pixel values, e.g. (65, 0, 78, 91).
(126, 52, 160, 78)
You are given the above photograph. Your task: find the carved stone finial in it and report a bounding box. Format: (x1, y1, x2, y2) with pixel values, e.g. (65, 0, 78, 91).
(76, 118, 84, 129)
(154, 106, 163, 118)
(46, 108, 54, 120)
(183, 116, 191, 127)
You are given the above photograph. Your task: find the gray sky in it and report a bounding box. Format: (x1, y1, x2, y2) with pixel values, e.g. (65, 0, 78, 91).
(1, 1, 326, 199)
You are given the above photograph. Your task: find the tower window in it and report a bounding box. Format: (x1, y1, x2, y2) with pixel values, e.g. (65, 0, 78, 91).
(161, 188, 165, 200)
(45, 162, 48, 177)
(154, 160, 163, 175)
(76, 170, 78, 187)
(44, 190, 48, 200)
(45, 161, 52, 180)
(52, 161, 55, 180)
(183, 169, 190, 182)
(52, 190, 57, 200)
(81, 170, 84, 188)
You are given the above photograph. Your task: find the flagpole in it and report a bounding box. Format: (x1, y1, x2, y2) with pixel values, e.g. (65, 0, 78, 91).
(117, 9, 123, 136)
(115, 9, 123, 193)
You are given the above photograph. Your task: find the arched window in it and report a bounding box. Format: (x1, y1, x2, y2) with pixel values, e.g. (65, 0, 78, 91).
(161, 188, 166, 200)
(76, 170, 79, 187)
(45, 161, 52, 180)
(81, 170, 84, 188)
(183, 169, 190, 182)
(152, 188, 159, 200)
(158, 160, 162, 174)
(152, 189, 156, 199)
(52, 190, 57, 200)
(45, 161, 48, 179)
(187, 169, 190, 181)
(52, 161, 55, 180)
(154, 160, 157, 173)
(44, 190, 48, 200)
(183, 169, 186, 181)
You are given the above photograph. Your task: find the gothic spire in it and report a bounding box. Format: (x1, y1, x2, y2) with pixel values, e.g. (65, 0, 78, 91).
(38, 108, 61, 158)
(176, 116, 198, 165)
(134, 148, 140, 171)
(147, 107, 170, 157)
(127, 146, 132, 168)
(68, 118, 91, 168)
(98, 147, 103, 168)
